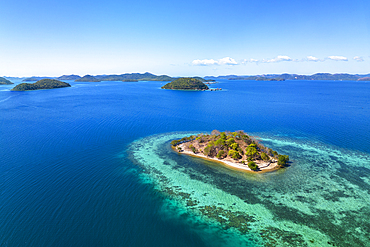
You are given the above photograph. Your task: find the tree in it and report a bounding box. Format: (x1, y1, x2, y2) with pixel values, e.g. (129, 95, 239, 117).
(230, 142, 239, 150)
(278, 155, 289, 167)
(228, 150, 241, 159)
(189, 144, 197, 153)
(245, 144, 257, 158)
(226, 138, 235, 146)
(216, 150, 226, 159)
(248, 161, 258, 171)
(261, 152, 270, 161)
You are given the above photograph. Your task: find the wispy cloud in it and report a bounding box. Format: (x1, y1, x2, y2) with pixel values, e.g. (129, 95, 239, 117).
(192, 57, 238, 66)
(306, 56, 321, 62)
(243, 56, 293, 64)
(266, 55, 293, 63)
(353, 56, 364, 62)
(327, 56, 348, 61)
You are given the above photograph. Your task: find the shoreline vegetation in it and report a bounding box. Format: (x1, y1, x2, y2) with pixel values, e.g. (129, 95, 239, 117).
(11, 79, 71, 91)
(161, 77, 209, 90)
(171, 130, 289, 173)
(161, 77, 222, 91)
(0, 77, 14, 85)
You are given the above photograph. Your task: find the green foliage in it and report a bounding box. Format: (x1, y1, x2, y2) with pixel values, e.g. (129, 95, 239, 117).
(237, 147, 244, 155)
(189, 144, 197, 153)
(228, 150, 241, 160)
(248, 161, 258, 171)
(216, 150, 226, 159)
(0, 77, 13, 85)
(203, 144, 213, 156)
(226, 138, 235, 146)
(161, 77, 209, 90)
(278, 155, 289, 167)
(230, 143, 239, 150)
(215, 138, 225, 146)
(11, 79, 71, 91)
(261, 152, 270, 161)
(245, 144, 257, 157)
(220, 132, 227, 140)
(171, 140, 180, 146)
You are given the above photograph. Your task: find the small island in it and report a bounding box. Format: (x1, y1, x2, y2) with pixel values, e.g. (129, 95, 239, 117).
(161, 77, 209, 90)
(171, 130, 289, 172)
(11, 79, 71, 91)
(75, 75, 101, 82)
(0, 77, 14, 85)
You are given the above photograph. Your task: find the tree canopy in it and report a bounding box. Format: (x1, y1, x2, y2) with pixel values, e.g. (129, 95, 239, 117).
(161, 77, 209, 90)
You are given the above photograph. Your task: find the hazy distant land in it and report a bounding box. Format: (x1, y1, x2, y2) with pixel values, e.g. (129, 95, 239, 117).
(16, 72, 370, 83)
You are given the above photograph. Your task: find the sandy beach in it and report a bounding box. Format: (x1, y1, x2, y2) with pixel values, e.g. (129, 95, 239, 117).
(177, 143, 279, 173)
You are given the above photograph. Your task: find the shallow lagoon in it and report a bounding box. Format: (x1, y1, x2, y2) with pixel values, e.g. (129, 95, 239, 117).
(0, 79, 369, 246)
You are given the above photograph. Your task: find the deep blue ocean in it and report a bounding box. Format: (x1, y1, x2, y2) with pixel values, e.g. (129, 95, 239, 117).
(1, 79, 369, 246)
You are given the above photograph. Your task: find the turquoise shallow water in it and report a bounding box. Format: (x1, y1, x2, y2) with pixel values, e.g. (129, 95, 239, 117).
(129, 132, 370, 246)
(0, 79, 369, 246)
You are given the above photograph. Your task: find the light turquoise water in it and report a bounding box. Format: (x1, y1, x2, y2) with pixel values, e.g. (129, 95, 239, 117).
(130, 132, 370, 246)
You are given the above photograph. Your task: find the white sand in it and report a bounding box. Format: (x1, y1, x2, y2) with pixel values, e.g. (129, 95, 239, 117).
(177, 143, 279, 173)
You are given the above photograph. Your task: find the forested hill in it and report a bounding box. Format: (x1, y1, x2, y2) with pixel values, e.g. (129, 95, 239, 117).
(11, 79, 71, 91)
(0, 77, 14, 85)
(161, 77, 209, 90)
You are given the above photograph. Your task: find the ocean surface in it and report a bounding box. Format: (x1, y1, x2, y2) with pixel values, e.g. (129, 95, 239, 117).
(0, 79, 369, 246)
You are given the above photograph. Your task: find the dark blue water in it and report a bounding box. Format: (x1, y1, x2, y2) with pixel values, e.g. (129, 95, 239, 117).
(1, 79, 369, 246)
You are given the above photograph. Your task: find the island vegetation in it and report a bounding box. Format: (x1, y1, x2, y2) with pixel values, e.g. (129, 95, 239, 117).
(11, 79, 71, 91)
(171, 130, 289, 172)
(74, 72, 173, 82)
(122, 79, 139, 82)
(0, 77, 14, 85)
(75, 75, 101, 82)
(161, 77, 209, 90)
(229, 77, 285, 81)
(57, 75, 81, 80)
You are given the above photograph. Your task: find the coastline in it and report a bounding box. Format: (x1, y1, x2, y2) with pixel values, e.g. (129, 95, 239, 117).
(176, 143, 279, 173)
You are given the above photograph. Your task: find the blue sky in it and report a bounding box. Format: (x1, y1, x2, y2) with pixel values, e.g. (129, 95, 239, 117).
(1, 0, 369, 77)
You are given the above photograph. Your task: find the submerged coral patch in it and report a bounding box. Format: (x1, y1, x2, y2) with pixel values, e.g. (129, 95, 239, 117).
(129, 132, 370, 246)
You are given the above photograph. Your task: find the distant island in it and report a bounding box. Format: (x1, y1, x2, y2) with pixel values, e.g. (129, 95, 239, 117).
(0, 77, 14, 85)
(11, 79, 71, 91)
(171, 130, 289, 172)
(205, 73, 370, 81)
(358, 77, 370, 81)
(22, 76, 54, 82)
(229, 77, 285, 81)
(161, 77, 209, 90)
(57, 75, 81, 80)
(122, 79, 138, 82)
(75, 75, 101, 82)
(75, 72, 173, 82)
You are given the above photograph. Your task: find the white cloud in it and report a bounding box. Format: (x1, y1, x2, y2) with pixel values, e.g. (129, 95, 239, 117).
(218, 57, 238, 65)
(307, 56, 320, 62)
(266, 55, 292, 63)
(192, 58, 218, 66)
(353, 56, 364, 62)
(327, 56, 348, 61)
(192, 57, 238, 66)
(242, 58, 259, 64)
